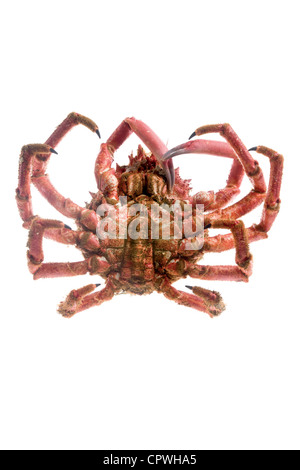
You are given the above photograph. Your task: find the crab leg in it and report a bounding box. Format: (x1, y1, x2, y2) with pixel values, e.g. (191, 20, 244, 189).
(16, 144, 58, 223)
(166, 141, 245, 211)
(24, 214, 102, 251)
(203, 225, 268, 252)
(44, 226, 102, 252)
(27, 218, 89, 278)
(159, 279, 225, 317)
(33, 112, 100, 177)
(188, 265, 250, 282)
(16, 113, 100, 227)
(250, 146, 283, 233)
(163, 123, 268, 219)
(189, 124, 267, 193)
(194, 155, 244, 211)
(26, 218, 109, 279)
(105, 117, 175, 189)
(58, 280, 115, 318)
(161, 138, 246, 211)
(94, 143, 119, 200)
(203, 146, 283, 252)
(186, 219, 253, 283)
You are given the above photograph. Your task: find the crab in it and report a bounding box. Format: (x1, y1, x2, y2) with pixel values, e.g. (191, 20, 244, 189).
(16, 113, 283, 318)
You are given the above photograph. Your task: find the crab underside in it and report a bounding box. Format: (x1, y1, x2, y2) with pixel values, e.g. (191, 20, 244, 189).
(16, 113, 283, 318)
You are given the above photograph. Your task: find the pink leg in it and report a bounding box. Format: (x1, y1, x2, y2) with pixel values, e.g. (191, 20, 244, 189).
(16, 144, 58, 223)
(193, 157, 244, 211)
(32, 112, 100, 178)
(24, 216, 102, 251)
(251, 146, 283, 232)
(105, 117, 175, 189)
(163, 124, 268, 219)
(203, 225, 268, 253)
(26, 218, 109, 279)
(203, 145, 284, 253)
(190, 124, 267, 193)
(187, 219, 253, 282)
(43, 223, 102, 251)
(162, 138, 244, 210)
(58, 281, 115, 318)
(18, 146, 99, 230)
(16, 113, 100, 229)
(94, 143, 119, 200)
(159, 279, 225, 317)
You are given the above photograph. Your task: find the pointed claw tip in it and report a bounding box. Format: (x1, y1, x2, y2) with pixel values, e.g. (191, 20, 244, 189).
(186, 285, 193, 291)
(248, 146, 258, 152)
(64, 224, 72, 230)
(95, 283, 101, 288)
(95, 129, 101, 139)
(50, 148, 58, 154)
(204, 223, 212, 229)
(189, 131, 196, 140)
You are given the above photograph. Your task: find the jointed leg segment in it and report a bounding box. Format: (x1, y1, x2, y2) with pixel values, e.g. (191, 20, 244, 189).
(187, 219, 252, 283)
(16, 113, 100, 226)
(26, 218, 109, 280)
(106, 117, 175, 189)
(161, 219, 253, 317)
(163, 138, 245, 211)
(163, 122, 283, 245)
(203, 145, 283, 253)
(58, 281, 115, 318)
(159, 279, 225, 317)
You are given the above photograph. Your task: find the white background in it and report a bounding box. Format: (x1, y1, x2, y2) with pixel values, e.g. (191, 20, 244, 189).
(0, 0, 299, 450)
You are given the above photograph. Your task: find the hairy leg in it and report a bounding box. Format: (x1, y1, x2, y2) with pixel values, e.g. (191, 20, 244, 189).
(163, 123, 269, 219)
(42, 225, 101, 252)
(58, 281, 115, 318)
(187, 219, 253, 282)
(16, 113, 100, 228)
(26, 218, 109, 279)
(94, 143, 119, 200)
(159, 279, 225, 317)
(203, 146, 284, 252)
(162, 138, 244, 210)
(16, 144, 58, 223)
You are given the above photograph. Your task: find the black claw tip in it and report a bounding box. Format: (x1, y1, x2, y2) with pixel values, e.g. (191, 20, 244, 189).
(186, 285, 193, 291)
(189, 131, 196, 140)
(248, 146, 258, 152)
(95, 283, 101, 288)
(50, 148, 58, 154)
(204, 223, 212, 229)
(95, 129, 101, 139)
(64, 224, 72, 230)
